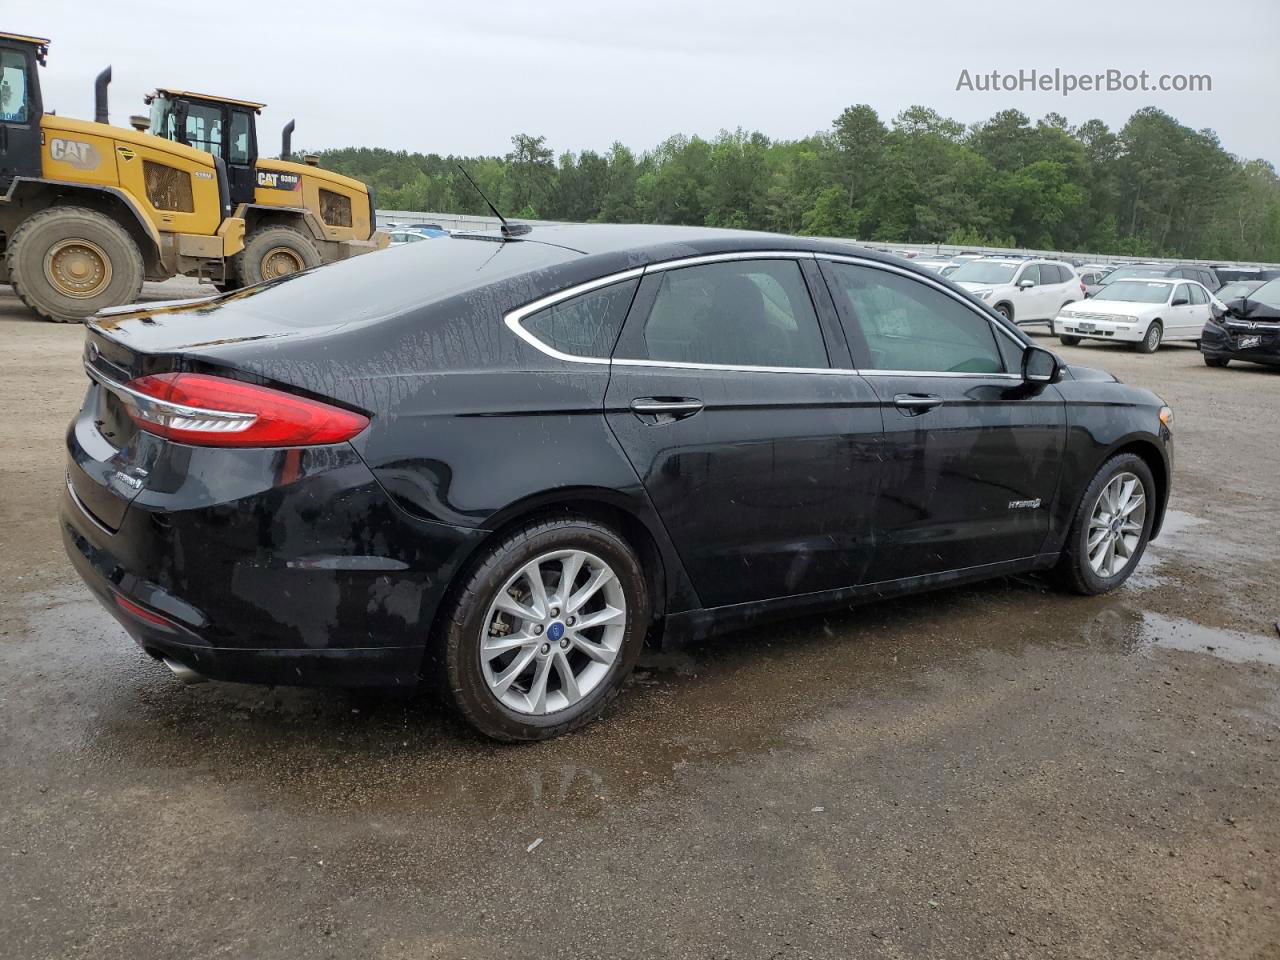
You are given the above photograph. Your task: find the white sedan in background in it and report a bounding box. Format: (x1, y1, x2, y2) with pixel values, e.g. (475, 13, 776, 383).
(1054, 278, 1216, 353)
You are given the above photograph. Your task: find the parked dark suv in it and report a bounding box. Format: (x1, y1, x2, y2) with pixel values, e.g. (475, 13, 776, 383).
(1100, 263, 1221, 292)
(62, 225, 1174, 740)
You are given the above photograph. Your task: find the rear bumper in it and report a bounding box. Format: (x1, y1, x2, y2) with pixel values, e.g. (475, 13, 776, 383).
(60, 435, 487, 688)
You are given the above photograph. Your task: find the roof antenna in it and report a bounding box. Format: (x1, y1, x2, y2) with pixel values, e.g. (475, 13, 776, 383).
(456, 164, 531, 238)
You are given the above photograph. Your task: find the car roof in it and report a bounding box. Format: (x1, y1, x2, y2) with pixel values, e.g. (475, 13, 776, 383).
(447, 223, 931, 276)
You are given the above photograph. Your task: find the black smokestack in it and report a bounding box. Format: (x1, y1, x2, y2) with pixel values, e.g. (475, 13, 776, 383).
(94, 66, 111, 124)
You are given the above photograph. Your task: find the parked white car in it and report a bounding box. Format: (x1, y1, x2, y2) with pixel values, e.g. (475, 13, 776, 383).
(1054, 278, 1215, 353)
(949, 258, 1084, 327)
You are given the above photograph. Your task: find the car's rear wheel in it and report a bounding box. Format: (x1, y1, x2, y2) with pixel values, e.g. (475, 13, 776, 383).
(1204, 355, 1229, 368)
(1059, 335, 1082, 346)
(1136, 321, 1163, 353)
(437, 517, 649, 741)
(1053, 453, 1156, 595)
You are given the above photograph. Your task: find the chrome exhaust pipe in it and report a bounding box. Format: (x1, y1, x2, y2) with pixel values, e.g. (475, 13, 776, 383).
(162, 657, 207, 685)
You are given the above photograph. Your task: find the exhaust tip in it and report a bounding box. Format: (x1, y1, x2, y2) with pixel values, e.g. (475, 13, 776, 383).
(162, 657, 207, 685)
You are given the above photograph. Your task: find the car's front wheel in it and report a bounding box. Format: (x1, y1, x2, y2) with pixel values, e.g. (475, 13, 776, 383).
(1059, 334, 1082, 346)
(437, 517, 649, 741)
(1204, 355, 1229, 368)
(1136, 321, 1163, 354)
(1053, 453, 1156, 595)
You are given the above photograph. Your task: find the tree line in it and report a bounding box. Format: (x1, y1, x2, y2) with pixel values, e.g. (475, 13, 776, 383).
(313, 105, 1280, 262)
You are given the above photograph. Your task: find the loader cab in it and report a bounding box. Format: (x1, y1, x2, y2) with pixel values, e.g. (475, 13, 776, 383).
(0, 32, 47, 189)
(146, 88, 262, 205)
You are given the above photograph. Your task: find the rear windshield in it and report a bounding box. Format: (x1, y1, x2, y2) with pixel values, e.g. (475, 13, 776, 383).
(1092, 281, 1172, 304)
(210, 236, 579, 326)
(1101, 266, 1166, 283)
(949, 262, 1018, 284)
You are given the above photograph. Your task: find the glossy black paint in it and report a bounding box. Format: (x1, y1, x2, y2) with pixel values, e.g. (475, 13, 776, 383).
(62, 225, 1173, 686)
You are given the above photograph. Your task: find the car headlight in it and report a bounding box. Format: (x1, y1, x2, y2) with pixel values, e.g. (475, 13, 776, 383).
(974, 288, 993, 301)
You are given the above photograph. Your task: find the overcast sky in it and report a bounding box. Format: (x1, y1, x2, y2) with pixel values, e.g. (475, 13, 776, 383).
(16, 0, 1280, 165)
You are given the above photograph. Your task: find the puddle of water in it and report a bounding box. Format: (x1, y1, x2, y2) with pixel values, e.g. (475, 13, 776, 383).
(1139, 611, 1280, 667)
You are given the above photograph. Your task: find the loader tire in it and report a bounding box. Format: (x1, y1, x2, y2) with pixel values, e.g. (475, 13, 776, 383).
(6, 206, 145, 323)
(233, 226, 321, 286)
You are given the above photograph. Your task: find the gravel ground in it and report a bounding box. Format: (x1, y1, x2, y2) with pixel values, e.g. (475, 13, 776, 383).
(1, 281, 1277, 960)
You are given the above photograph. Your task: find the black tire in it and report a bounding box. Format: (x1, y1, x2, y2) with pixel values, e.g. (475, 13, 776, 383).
(435, 516, 650, 741)
(5, 206, 145, 323)
(1204, 355, 1229, 368)
(232, 225, 321, 286)
(995, 303, 1013, 322)
(1052, 453, 1157, 596)
(1059, 335, 1082, 346)
(1136, 321, 1163, 354)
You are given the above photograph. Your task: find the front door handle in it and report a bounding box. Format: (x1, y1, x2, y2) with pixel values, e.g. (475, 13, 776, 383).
(630, 397, 703, 421)
(893, 394, 944, 416)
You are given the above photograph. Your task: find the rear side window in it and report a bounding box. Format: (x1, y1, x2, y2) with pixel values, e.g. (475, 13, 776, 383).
(825, 262, 1005, 374)
(619, 259, 829, 369)
(521, 278, 639, 358)
(1188, 284, 1207, 305)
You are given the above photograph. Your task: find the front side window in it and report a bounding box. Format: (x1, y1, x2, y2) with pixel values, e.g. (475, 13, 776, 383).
(522, 278, 639, 358)
(183, 102, 223, 158)
(0, 50, 29, 123)
(229, 111, 252, 165)
(826, 262, 1004, 374)
(620, 260, 828, 369)
(1017, 264, 1041, 286)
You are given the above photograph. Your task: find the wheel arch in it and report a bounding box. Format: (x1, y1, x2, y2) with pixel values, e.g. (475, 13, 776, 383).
(995, 300, 1014, 320)
(3, 179, 163, 274)
(1105, 437, 1170, 540)
(236, 203, 325, 242)
(433, 486, 696, 652)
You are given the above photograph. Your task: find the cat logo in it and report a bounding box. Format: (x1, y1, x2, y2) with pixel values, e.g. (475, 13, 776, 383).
(49, 138, 101, 172)
(256, 170, 302, 192)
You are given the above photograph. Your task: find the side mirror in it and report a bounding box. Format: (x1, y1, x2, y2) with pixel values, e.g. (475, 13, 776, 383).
(1017, 279, 1035, 289)
(1022, 345, 1060, 384)
(1171, 297, 1189, 306)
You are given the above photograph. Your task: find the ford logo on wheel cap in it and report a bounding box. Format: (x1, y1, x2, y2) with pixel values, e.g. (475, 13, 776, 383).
(547, 622, 565, 643)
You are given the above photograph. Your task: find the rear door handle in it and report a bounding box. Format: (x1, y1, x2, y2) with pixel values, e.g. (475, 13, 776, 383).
(893, 394, 944, 416)
(630, 398, 703, 421)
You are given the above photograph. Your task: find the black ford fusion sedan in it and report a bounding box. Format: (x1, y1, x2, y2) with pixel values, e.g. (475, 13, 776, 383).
(62, 225, 1174, 740)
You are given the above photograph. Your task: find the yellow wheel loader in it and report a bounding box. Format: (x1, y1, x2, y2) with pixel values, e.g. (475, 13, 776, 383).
(0, 32, 246, 322)
(142, 89, 387, 290)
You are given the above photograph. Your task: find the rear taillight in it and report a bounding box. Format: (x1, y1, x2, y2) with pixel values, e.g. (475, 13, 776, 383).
(1080, 282, 1087, 294)
(122, 372, 368, 448)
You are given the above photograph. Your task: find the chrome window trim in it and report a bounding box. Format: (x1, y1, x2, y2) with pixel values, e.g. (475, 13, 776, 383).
(643, 250, 817, 272)
(502, 248, 1029, 380)
(502, 268, 645, 367)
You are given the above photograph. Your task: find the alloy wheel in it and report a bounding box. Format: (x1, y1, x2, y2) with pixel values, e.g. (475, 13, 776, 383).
(480, 549, 627, 715)
(1086, 471, 1146, 578)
